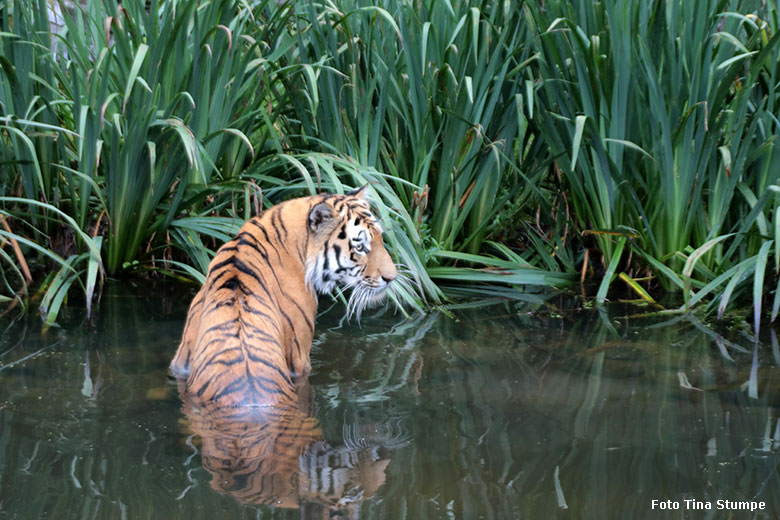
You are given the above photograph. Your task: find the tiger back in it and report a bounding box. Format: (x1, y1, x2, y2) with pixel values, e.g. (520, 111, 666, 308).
(170, 188, 397, 408)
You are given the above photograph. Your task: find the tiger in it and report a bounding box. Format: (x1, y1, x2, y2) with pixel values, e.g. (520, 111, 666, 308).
(170, 186, 398, 408)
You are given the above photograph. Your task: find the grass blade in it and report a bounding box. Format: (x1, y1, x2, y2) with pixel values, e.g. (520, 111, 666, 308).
(571, 114, 587, 172)
(718, 258, 756, 320)
(596, 236, 626, 304)
(85, 235, 103, 318)
(122, 44, 149, 113)
(753, 240, 772, 335)
(618, 272, 657, 305)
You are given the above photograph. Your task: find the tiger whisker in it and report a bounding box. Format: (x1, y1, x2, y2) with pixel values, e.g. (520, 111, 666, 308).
(334, 278, 361, 302)
(346, 279, 390, 324)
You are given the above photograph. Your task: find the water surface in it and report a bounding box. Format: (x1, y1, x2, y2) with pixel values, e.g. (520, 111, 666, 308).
(1, 284, 779, 519)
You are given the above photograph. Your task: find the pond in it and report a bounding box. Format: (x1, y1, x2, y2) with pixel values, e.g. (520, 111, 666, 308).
(1, 283, 779, 519)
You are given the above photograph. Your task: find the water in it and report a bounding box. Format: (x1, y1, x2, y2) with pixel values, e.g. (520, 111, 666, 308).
(1, 283, 779, 519)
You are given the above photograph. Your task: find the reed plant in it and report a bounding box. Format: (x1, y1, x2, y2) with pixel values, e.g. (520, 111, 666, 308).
(528, 0, 780, 333)
(1, 0, 778, 328)
(288, 0, 574, 301)
(0, 0, 309, 321)
(52, 0, 300, 274)
(0, 0, 104, 321)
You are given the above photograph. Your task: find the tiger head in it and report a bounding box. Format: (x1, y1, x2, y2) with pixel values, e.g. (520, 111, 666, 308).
(305, 186, 397, 320)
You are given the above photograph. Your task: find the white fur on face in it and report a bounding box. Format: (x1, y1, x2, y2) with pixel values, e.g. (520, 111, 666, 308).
(304, 199, 396, 321)
(305, 209, 375, 294)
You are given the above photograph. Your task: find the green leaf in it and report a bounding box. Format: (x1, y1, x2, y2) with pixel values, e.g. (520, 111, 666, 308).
(596, 236, 626, 304)
(618, 272, 656, 304)
(122, 44, 149, 112)
(85, 235, 103, 318)
(718, 258, 756, 320)
(682, 234, 734, 279)
(753, 241, 772, 335)
(716, 50, 758, 71)
(603, 138, 654, 162)
(571, 114, 587, 171)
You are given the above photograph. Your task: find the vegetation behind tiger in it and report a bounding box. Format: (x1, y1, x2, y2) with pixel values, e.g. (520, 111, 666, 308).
(0, 0, 779, 336)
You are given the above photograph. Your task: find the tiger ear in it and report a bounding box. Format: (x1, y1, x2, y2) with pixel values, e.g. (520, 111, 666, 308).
(346, 184, 370, 200)
(308, 202, 335, 232)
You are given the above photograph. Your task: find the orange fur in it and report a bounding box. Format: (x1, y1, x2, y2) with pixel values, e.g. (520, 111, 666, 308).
(178, 379, 391, 509)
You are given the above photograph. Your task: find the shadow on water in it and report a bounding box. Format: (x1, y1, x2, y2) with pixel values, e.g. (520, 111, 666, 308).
(1, 283, 780, 519)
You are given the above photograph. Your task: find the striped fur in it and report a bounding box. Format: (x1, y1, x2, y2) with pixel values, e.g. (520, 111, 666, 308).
(170, 189, 397, 408)
(178, 380, 391, 509)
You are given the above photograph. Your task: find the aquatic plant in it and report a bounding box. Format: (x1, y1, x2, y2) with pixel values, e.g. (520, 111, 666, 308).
(1, 0, 575, 323)
(283, 0, 576, 301)
(527, 0, 780, 334)
(0, 0, 302, 321)
(1, 0, 778, 330)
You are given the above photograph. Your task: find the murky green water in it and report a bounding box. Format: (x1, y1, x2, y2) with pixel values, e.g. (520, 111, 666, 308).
(1, 284, 780, 519)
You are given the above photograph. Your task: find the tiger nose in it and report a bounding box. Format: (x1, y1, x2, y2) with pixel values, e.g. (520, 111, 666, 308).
(382, 264, 397, 283)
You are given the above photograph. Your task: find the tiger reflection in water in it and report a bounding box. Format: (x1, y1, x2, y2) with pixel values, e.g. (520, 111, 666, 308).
(178, 379, 392, 513)
(171, 188, 403, 514)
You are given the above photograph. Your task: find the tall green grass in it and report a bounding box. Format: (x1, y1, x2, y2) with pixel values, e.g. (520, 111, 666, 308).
(0, 0, 104, 322)
(1, 0, 778, 330)
(0, 0, 303, 321)
(528, 0, 780, 334)
(52, 0, 299, 274)
(288, 0, 574, 301)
